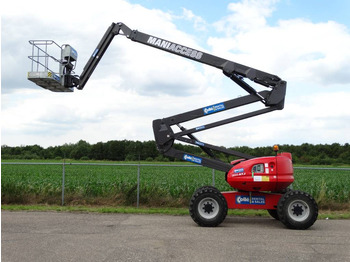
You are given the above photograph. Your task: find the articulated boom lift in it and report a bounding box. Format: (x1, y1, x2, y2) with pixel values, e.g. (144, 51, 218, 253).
(28, 22, 318, 229)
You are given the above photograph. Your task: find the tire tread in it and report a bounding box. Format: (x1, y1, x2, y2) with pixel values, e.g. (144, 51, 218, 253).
(189, 186, 228, 227)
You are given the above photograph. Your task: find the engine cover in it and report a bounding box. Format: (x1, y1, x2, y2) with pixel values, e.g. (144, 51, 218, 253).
(226, 152, 294, 192)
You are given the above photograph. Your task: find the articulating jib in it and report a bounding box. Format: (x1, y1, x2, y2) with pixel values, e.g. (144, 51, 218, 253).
(28, 22, 287, 172)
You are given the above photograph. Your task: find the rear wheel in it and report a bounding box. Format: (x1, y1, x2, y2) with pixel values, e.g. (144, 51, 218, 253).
(189, 186, 227, 227)
(277, 190, 318, 230)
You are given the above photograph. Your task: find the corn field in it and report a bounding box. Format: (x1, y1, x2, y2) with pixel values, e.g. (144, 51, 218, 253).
(2, 162, 350, 209)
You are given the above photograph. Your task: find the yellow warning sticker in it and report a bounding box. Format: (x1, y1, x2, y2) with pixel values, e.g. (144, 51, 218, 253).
(262, 176, 270, 181)
(253, 176, 270, 182)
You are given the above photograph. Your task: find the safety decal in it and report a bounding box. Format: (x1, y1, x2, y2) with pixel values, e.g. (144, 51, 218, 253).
(265, 163, 269, 174)
(253, 176, 270, 182)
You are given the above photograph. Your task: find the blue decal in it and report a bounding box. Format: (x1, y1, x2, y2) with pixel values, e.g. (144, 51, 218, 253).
(195, 125, 205, 131)
(234, 168, 244, 173)
(53, 74, 60, 82)
(71, 47, 78, 59)
(236, 195, 266, 205)
(203, 102, 225, 115)
(183, 154, 202, 164)
(92, 48, 99, 57)
(195, 141, 205, 146)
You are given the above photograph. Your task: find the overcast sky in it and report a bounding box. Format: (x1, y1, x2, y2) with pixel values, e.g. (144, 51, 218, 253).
(1, 0, 350, 148)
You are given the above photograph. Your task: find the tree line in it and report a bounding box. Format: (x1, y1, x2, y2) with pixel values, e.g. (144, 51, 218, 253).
(1, 140, 350, 165)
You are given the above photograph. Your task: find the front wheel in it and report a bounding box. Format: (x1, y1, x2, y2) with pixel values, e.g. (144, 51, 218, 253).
(189, 186, 228, 227)
(277, 190, 318, 230)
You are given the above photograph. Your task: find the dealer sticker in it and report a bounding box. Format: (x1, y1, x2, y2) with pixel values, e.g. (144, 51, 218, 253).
(203, 102, 225, 115)
(234, 168, 244, 173)
(236, 195, 266, 205)
(183, 154, 202, 164)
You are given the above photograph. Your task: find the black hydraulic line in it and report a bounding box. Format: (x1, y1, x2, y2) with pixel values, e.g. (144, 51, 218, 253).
(176, 124, 215, 158)
(228, 74, 266, 102)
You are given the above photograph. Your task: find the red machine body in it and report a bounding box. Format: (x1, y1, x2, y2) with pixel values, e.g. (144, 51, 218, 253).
(226, 152, 294, 192)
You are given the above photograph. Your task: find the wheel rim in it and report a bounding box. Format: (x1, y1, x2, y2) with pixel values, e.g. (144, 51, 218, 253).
(198, 197, 219, 219)
(287, 199, 310, 222)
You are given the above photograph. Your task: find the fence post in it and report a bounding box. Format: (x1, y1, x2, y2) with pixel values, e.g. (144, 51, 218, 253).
(212, 169, 215, 187)
(137, 156, 140, 208)
(62, 159, 65, 206)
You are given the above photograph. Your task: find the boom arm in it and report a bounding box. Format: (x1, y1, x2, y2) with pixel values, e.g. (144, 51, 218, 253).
(28, 22, 287, 172)
(73, 23, 286, 109)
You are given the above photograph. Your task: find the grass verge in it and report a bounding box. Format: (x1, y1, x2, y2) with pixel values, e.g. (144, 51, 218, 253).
(2, 204, 349, 219)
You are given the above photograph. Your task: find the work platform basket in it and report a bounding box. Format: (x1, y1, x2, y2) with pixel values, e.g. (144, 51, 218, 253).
(28, 40, 76, 92)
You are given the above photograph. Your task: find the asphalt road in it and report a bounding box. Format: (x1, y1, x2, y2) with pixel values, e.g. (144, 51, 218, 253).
(2, 211, 350, 262)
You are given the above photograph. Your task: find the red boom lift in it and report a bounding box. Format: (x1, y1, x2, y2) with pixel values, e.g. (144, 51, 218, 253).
(28, 22, 318, 229)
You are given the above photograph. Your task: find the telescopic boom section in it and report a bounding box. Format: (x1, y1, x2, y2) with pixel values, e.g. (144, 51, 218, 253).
(69, 22, 287, 172)
(76, 23, 286, 101)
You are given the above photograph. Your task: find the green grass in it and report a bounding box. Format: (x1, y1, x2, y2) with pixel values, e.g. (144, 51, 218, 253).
(1, 204, 189, 215)
(2, 204, 349, 219)
(1, 161, 350, 210)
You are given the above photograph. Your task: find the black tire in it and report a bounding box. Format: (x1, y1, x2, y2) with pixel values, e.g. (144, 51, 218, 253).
(267, 209, 279, 220)
(189, 186, 228, 227)
(277, 190, 318, 230)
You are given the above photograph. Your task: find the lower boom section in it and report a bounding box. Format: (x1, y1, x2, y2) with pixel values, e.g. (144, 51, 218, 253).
(163, 147, 233, 172)
(222, 191, 282, 210)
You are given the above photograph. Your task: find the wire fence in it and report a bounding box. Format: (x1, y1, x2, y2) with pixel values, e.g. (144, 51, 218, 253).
(2, 162, 350, 207)
(2, 162, 215, 207)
